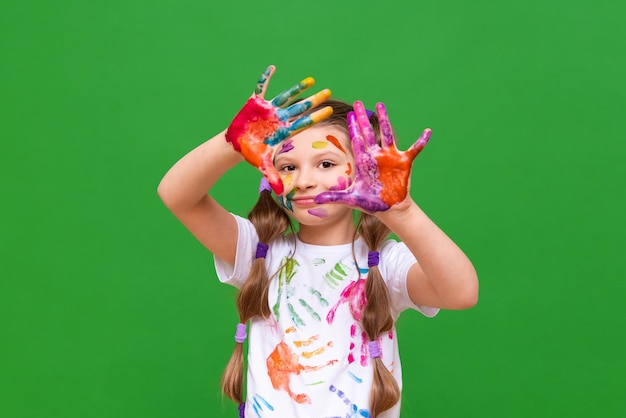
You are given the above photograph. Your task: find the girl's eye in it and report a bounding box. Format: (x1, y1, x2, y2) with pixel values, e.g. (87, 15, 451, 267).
(320, 161, 335, 169)
(279, 165, 296, 172)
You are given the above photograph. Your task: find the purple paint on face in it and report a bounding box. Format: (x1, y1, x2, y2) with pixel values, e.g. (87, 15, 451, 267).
(277, 139, 294, 155)
(307, 208, 328, 218)
(329, 176, 351, 191)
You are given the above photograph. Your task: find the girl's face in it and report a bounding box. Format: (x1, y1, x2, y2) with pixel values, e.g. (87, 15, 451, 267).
(274, 125, 355, 226)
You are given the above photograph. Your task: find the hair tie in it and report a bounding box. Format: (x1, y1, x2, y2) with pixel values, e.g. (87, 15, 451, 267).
(368, 251, 380, 267)
(369, 340, 381, 359)
(255, 242, 269, 259)
(259, 177, 272, 194)
(365, 109, 376, 119)
(238, 402, 245, 418)
(234, 323, 247, 343)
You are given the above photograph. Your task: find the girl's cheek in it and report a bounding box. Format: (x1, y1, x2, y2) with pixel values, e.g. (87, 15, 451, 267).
(279, 189, 295, 212)
(281, 173, 294, 190)
(329, 172, 352, 191)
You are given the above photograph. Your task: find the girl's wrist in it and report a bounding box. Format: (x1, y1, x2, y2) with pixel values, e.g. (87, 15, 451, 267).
(375, 198, 423, 229)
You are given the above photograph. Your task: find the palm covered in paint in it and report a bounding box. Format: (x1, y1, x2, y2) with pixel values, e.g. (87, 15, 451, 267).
(315, 101, 431, 212)
(225, 65, 332, 195)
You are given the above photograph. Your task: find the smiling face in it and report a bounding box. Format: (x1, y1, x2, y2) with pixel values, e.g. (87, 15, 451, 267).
(274, 125, 355, 233)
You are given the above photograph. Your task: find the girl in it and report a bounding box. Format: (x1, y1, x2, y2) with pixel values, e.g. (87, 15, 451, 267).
(158, 65, 478, 418)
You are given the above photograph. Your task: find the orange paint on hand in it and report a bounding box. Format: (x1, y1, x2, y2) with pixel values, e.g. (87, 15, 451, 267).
(376, 151, 411, 206)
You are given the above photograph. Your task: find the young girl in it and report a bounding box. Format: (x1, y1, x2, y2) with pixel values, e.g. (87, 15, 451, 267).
(158, 65, 478, 418)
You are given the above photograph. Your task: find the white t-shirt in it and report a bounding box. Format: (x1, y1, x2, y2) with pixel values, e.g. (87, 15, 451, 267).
(214, 214, 439, 418)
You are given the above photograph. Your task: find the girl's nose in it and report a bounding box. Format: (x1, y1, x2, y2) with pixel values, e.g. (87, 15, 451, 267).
(294, 169, 317, 190)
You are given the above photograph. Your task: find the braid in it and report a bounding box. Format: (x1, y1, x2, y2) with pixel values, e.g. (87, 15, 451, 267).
(221, 190, 293, 404)
(358, 212, 400, 417)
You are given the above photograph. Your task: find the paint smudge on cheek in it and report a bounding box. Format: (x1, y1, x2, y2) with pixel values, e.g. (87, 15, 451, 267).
(279, 190, 295, 212)
(329, 176, 351, 191)
(277, 139, 294, 154)
(326, 135, 346, 154)
(307, 208, 328, 218)
(312, 141, 328, 149)
(345, 162, 352, 176)
(282, 173, 294, 189)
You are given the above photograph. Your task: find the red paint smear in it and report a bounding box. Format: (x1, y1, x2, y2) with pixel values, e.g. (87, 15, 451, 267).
(326, 135, 346, 154)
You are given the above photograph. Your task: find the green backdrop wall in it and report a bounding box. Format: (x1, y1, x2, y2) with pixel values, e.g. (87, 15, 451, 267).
(1, 0, 624, 417)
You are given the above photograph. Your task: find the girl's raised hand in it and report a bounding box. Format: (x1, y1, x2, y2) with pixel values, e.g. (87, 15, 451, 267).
(315, 101, 431, 212)
(225, 65, 332, 195)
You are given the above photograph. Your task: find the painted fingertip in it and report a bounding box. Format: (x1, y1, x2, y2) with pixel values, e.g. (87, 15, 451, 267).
(312, 106, 333, 123)
(271, 181, 284, 195)
(301, 77, 315, 88)
(422, 128, 432, 141)
(346, 111, 357, 124)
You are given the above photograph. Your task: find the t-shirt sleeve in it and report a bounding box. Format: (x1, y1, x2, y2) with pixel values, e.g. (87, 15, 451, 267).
(380, 239, 439, 319)
(213, 214, 259, 289)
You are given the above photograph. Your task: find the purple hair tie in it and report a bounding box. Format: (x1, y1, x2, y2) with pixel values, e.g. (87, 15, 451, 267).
(255, 242, 268, 259)
(368, 251, 380, 267)
(365, 109, 376, 118)
(238, 402, 245, 418)
(369, 340, 381, 359)
(235, 323, 247, 343)
(259, 177, 272, 194)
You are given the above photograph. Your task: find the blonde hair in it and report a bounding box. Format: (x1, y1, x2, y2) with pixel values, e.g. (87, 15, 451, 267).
(221, 99, 399, 416)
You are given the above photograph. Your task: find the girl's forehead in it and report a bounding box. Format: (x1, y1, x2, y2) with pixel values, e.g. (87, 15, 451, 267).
(280, 126, 350, 154)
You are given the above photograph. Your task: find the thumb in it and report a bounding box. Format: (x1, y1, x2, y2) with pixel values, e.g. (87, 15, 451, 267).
(406, 128, 432, 161)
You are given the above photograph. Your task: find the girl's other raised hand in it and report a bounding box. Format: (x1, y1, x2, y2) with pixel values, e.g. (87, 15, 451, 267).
(315, 101, 431, 212)
(225, 65, 332, 195)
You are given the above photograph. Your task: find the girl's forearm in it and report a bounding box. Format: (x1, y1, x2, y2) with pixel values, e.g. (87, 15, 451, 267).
(376, 200, 479, 308)
(157, 130, 243, 212)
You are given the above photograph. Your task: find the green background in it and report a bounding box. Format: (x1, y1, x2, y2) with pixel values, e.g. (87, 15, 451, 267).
(1, 0, 624, 417)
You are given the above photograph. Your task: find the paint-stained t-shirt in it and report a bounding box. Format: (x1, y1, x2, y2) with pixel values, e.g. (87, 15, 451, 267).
(214, 214, 439, 418)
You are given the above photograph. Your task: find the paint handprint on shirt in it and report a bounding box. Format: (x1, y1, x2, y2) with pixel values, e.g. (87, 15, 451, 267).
(266, 328, 338, 404)
(273, 257, 329, 329)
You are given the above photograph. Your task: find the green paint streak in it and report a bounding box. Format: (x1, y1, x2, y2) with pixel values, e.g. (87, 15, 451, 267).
(288, 303, 306, 327)
(335, 262, 349, 276)
(309, 288, 329, 307)
(324, 272, 339, 288)
(299, 298, 321, 321)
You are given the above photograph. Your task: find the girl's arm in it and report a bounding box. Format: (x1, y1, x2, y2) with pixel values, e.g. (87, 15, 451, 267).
(315, 100, 478, 309)
(158, 130, 242, 265)
(158, 65, 332, 265)
(376, 200, 478, 310)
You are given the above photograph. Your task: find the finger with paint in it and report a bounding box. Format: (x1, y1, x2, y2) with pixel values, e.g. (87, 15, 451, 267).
(225, 65, 333, 194)
(314, 101, 431, 212)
